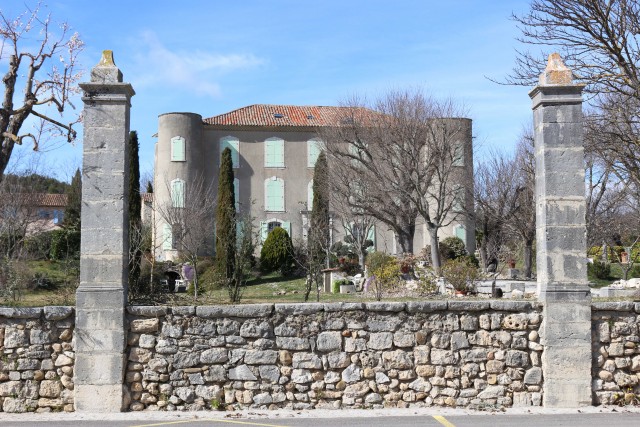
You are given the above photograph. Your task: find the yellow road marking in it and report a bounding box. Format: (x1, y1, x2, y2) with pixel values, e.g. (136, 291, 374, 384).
(433, 415, 456, 427)
(131, 418, 291, 427)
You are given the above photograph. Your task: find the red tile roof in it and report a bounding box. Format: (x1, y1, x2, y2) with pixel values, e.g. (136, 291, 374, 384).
(141, 193, 154, 203)
(26, 193, 68, 207)
(203, 104, 371, 127)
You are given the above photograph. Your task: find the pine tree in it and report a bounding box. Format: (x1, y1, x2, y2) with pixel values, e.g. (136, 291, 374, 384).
(306, 151, 330, 301)
(215, 147, 236, 280)
(64, 168, 82, 229)
(128, 131, 143, 297)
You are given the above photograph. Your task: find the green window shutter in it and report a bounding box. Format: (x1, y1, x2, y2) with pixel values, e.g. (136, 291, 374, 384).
(171, 179, 185, 208)
(171, 137, 185, 161)
(220, 137, 239, 168)
(307, 180, 313, 210)
(265, 138, 284, 167)
(260, 221, 268, 242)
(452, 142, 464, 167)
(307, 139, 321, 167)
(265, 178, 284, 211)
(282, 221, 291, 237)
(454, 224, 466, 241)
(234, 178, 240, 211)
(162, 224, 172, 250)
(453, 186, 464, 212)
(367, 224, 376, 252)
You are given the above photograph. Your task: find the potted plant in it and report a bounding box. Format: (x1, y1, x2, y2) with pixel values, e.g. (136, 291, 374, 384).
(442, 258, 480, 296)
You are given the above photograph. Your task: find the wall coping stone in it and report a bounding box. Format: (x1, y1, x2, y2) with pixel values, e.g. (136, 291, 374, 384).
(365, 302, 406, 312)
(43, 306, 74, 320)
(197, 304, 274, 318)
(172, 306, 196, 316)
(0, 307, 43, 318)
(127, 306, 170, 317)
(275, 303, 323, 315)
(448, 301, 490, 311)
(406, 301, 448, 312)
(490, 301, 533, 311)
(323, 302, 365, 312)
(591, 302, 636, 312)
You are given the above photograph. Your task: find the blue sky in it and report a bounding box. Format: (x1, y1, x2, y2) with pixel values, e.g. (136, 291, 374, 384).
(5, 0, 536, 182)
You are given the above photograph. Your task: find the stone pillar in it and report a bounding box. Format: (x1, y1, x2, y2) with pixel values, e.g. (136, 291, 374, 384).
(75, 51, 135, 412)
(529, 53, 591, 407)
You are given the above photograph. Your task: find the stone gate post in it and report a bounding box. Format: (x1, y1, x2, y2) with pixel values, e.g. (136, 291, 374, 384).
(529, 53, 591, 407)
(75, 51, 134, 412)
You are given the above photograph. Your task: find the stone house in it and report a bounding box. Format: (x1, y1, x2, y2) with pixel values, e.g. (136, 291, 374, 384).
(153, 104, 475, 261)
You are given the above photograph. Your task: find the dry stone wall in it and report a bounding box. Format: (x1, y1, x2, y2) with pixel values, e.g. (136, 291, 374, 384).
(0, 307, 75, 413)
(126, 301, 543, 411)
(592, 302, 640, 405)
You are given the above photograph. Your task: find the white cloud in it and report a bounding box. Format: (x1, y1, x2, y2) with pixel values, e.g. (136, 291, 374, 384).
(129, 30, 264, 98)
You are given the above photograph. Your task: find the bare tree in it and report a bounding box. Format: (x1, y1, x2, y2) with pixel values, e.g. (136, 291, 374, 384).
(156, 174, 215, 301)
(1, 4, 84, 182)
(322, 89, 470, 271)
(474, 149, 520, 273)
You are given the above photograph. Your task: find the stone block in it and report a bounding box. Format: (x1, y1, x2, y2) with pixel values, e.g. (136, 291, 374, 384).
(75, 329, 125, 352)
(0, 307, 42, 319)
(406, 301, 447, 313)
(323, 302, 364, 312)
(196, 304, 273, 318)
(43, 306, 74, 320)
(365, 302, 406, 312)
(274, 303, 322, 315)
(316, 331, 342, 352)
(447, 301, 490, 311)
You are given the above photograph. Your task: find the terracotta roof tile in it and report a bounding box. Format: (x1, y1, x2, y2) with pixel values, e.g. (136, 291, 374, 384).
(26, 193, 68, 207)
(203, 104, 371, 127)
(141, 193, 154, 203)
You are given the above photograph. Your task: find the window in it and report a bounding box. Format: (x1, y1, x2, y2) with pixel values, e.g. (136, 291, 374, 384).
(454, 224, 466, 242)
(265, 177, 284, 212)
(307, 180, 313, 210)
(171, 136, 186, 162)
(347, 222, 376, 252)
(171, 179, 185, 208)
(265, 137, 284, 168)
(162, 223, 172, 250)
(260, 219, 291, 242)
(452, 142, 465, 167)
(220, 136, 239, 168)
(53, 210, 63, 224)
(307, 138, 322, 167)
(453, 186, 465, 212)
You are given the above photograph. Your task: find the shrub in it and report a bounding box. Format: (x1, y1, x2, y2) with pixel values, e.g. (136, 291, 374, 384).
(199, 266, 224, 292)
(439, 236, 467, 261)
(23, 231, 55, 260)
(588, 260, 611, 280)
(366, 251, 400, 301)
(332, 279, 350, 294)
(441, 258, 480, 293)
(260, 227, 294, 275)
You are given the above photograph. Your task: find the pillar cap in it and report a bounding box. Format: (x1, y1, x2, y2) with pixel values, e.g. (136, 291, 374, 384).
(90, 50, 123, 83)
(539, 53, 573, 86)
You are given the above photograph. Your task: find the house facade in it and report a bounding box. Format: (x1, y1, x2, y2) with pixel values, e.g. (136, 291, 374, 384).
(153, 105, 475, 261)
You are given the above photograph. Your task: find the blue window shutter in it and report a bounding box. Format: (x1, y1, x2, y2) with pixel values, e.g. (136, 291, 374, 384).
(163, 224, 172, 250)
(308, 139, 321, 167)
(265, 178, 284, 211)
(220, 137, 239, 168)
(171, 137, 185, 161)
(265, 138, 284, 167)
(171, 179, 185, 208)
(260, 221, 268, 242)
(282, 221, 291, 237)
(367, 225, 376, 252)
(455, 224, 466, 241)
(452, 143, 464, 167)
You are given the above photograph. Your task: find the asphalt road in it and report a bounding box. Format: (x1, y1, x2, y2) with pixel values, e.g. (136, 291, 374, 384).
(1, 412, 640, 427)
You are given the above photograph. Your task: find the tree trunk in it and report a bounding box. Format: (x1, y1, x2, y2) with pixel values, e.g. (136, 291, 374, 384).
(523, 238, 533, 279)
(396, 232, 414, 254)
(358, 251, 366, 272)
(429, 231, 442, 274)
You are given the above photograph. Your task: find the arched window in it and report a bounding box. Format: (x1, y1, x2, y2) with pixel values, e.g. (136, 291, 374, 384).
(307, 138, 323, 167)
(260, 218, 291, 242)
(171, 136, 186, 162)
(265, 177, 284, 212)
(171, 178, 185, 208)
(220, 136, 239, 168)
(265, 137, 284, 168)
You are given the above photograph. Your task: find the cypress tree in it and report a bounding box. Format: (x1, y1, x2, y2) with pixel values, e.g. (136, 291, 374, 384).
(306, 151, 330, 301)
(128, 131, 142, 295)
(64, 168, 82, 229)
(215, 147, 236, 280)
(146, 180, 153, 194)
